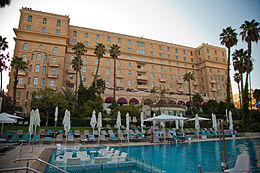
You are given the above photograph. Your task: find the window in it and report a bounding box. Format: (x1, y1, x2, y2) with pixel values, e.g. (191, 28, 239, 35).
(216, 57, 218, 61)
(167, 47, 170, 52)
(184, 64, 187, 68)
(105, 59, 109, 65)
(217, 84, 221, 90)
(217, 76, 220, 82)
(56, 29, 60, 35)
(198, 50, 200, 55)
(18, 78, 23, 84)
(106, 69, 110, 74)
(26, 25, 31, 31)
(70, 65, 73, 70)
(42, 27, 46, 32)
(35, 65, 40, 72)
(159, 45, 161, 50)
(128, 48, 131, 52)
(176, 56, 178, 60)
(69, 75, 73, 80)
(128, 80, 132, 86)
(184, 57, 186, 61)
(73, 31, 77, 36)
(150, 44, 152, 49)
(169, 75, 172, 81)
(128, 40, 131, 45)
(54, 47, 58, 54)
(28, 15, 32, 22)
(137, 49, 145, 54)
(118, 38, 121, 44)
(106, 44, 110, 49)
(137, 42, 144, 47)
(72, 39, 76, 44)
(42, 66, 46, 73)
(175, 48, 178, 53)
(96, 34, 100, 40)
(150, 51, 153, 55)
(201, 77, 204, 82)
(169, 68, 171, 72)
(177, 69, 180, 74)
(168, 54, 170, 58)
(186, 85, 189, 91)
(160, 66, 163, 71)
(170, 83, 173, 89)
(83, 66, 86, 72)
(26, 91, 29, 99)
(71, 56, 74, 61)
(50, 80, 54, 86)
(208, 56, 210, 60)
(23, 43, 28, 50)
(207, 48, 209, 53)
(36, 53, 41, 60)
(94, 67, 97, 73)
(160, 74, 163, 79)
(210, 76, 213, 80)
(118, 61, 121, 66)
(106, 78, 110, 84)
(222, 52, 224, 56)
(40, 78, 45, 86)
(176, 62, 179, 66)
(159, 53, 162, 57)
(128, 56, 131, 59)
(33, 78, 38, 85)
(215, 50, 217, 55)
(223, 84, 225, 89)
(127, 71, 131, 77)
(43, 18, 47, 24)
(57, 20, 61, 26)
(22, 54, 26, 59)
(183, 50, 186, 54)
(209, 69, 212, 73)
(128, 62, 131, 68)
(51, 68, 56, 74)
(190, 51, 193, 56)
(117, 79, 121, 84)
(223, 58, 225, 63)
(107, 36, 111, 42)
(151, 74, 154, 79)
(152, 82, 155, 88)
(117, 70, 121, 75)
(95, 59, 98, 64)
(84, 41, 88, 46)
(177, 76, 180, 80)
(199, 57, 202, 61)
(137, 57, 145, 61)
(83, 32, 88, 38)
(191, 58, 193, 62)
(201, 70, 203, 75)
(82, 75, 86, 82)
(43, 55, 47, 62)
(151, 65, 154, 71)
(168, 61, 171, 65)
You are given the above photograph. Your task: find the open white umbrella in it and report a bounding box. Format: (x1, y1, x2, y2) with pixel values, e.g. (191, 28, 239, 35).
(34, 109, 41, 134)
(54, 107, 58, 127)
(0, 112, 23, 122)
(180, 113, 184, 133)
(62, 109, 71, 142)
(90, 110, 97, 135)
(229, 111, 233, 131)
(140, 112, 144, 133)
(195, 114, 200, 133)
(145, 114, 188, 143)
(188, 116, 210, 121)
(29, 110, 35, 138)
(97, 112, 102, 143)
(126, 113, 130, 143)
(212, 113, 217, 131)
(116, 111, 121, 143)
(0, 114, 15, 135)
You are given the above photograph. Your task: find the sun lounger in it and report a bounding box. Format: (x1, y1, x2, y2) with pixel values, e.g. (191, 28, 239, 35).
(31, 134, 40, 144)
(19, 133, 29, 143)
(44, 137, 52, 144)
(80, 134, 88, 143)
(194, 132, 201, 138)
(122, 130, 127, 135)
(74, 130, 81, 137)
(55, 134, 63, 144)
(101, 130, 107, 136)
(84, 130, 89, 136)
(88, 135, 96, 143)
(224, 155, 250, 173)
(18, 121, 23, 125)
(8, 134, 20, 143)
(17, 130, 23, 137)
(23, 121, 28, 125)
(67, 135, 74, 144)
(118, 133, 126, 142)
(93, 130, 99, 136)
(108, 130, 115, 136)
(0, 133, 10, 142)
(77, 151, 90, 161)
(39, 129, 45, 136)
(100, 135, 108, 143)
(111, 152, 128, 163)
(109, 134, 119, 143)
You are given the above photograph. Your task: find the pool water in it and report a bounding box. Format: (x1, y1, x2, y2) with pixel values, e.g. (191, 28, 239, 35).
(46, 138, 260, 173)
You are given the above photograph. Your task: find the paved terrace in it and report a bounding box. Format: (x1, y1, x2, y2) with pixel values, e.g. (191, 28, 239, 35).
(0, 133, 259, 173)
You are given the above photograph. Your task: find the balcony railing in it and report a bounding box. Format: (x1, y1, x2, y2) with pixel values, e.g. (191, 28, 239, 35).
(47, 74, 58, 78)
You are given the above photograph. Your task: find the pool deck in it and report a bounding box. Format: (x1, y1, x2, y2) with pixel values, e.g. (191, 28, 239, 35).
(1, 133, 259, 172)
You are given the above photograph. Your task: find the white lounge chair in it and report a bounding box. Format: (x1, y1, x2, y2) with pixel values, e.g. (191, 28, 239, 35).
(111, 152, 128, 163)
(77, 151, 90, 161)
(55, 152, 73, 163)
(224, 155, 250, 173)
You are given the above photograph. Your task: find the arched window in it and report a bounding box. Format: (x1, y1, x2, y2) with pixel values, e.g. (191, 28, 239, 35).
(73, 31, 77, 36)
(57, 20, 61, 26)
(28, 15, 32, 22)
(43, 18, 47, 24)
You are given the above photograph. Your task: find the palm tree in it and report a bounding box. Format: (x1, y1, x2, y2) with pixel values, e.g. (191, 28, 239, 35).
(71, 56, 83, 94)
(219, 26, 238, 109)
(93, 43, 105, 85)
(253, 89, 260, 108)
(240, 19, 260, 113)
(234, 73, 242, 109)
(109, 44, 120, 101)
(11, 56, 27, 113)
(192, 94, 203, 114)
(183, 72, 195, 105)
(72, 42, 85, 85)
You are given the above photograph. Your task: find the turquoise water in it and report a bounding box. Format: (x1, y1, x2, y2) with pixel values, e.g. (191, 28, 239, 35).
(46, 138, 260, 173)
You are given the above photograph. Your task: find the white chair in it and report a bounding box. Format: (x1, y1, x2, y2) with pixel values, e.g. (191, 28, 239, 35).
(111, 152, 128, 163)
(98, 146, 110, 155)
(224, 155, 250, 173)
(55, 152, 73, 163)
(77, 151, 90, 161)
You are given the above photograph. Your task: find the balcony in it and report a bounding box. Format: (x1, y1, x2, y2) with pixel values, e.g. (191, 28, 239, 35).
(48, 63, 59, 67)
(137, 75, 147, 81)
(193, 81, 199, 86)
(160, 79, 166, 83)
(67, 69, 76, 74)
(210, 80, 216, 84)
(177, 88, 184, 92)
(136, 68, 146, 73)
(92, 72, 100, 76)
(50, 86, 57, 91)
(211, 88, 217, 92)
(17, 84, 25, 89)
(137, 85, 148, 90)
(177, 80, 183, 84)
(18, 71, 26, 76)
(48, 74, 58, 79)
(116, 83, 124, 88)
(194, 89, 200, 94)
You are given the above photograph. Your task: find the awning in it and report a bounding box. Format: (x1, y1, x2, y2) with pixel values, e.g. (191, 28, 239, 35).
(105, 97, 114, 103)
(144, 99, 153, 105)
(178, 101, 186, 106)
(186, 101, 191, 106)
(169, 100, 176, 104)
(118, 97, 128, 104)
(129, 98, 139, 104)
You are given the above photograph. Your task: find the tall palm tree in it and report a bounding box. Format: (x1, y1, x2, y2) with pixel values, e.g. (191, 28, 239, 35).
(71, 56, 83, 94)
(183, 72, 195, 104)
(93, 43, 105, 85)
(219, 26, 238, 109)
(234, 73, 242, 109)
(253, 89, 260, 108)
(11, 56, 27, 113)
(72, 42, 85, 85)
(109, 44, 120, 101)
(240, 19, 259, 113)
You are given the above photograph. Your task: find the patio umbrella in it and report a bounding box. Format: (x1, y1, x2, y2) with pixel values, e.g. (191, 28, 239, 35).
(180, 113, 184, 133)
(0, 114, 15, 135)
(212, 113, 217, 131)
(62, 109, 71, 142)
(153, 113, 156, 127)
(226, 109, 229, 123)
(188, 116, 211, 121)
(90, 110, 97, 135)
(175, 113, 179, 129)
(54, 107, 58, 127)
(97, 112, 102, 143)
(34, 109, 41, 134)
(229, 111, 233, 131)
(145, 114, 188, 143)
(116, 111, 121, 143)
(195, 114, 200, 133)
(126, 113, 130, 143)
(140, 112, 144, 133)
(133, 116, 137, 123)
(29, 110, 35, 138)
(0, 112, 23, 122)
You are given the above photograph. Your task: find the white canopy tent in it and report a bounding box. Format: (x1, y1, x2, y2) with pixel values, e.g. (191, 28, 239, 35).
(145, 114, 188, 143)
(90, 110, 97, 136)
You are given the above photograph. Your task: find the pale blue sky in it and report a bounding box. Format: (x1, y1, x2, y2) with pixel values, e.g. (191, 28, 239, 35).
(0, 0, 259, 95)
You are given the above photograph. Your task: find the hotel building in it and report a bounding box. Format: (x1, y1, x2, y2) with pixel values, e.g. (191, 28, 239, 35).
(7, 8, 229, 115)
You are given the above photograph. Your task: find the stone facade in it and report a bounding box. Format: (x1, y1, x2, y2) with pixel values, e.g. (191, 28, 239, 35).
(7, 8, 229, 115)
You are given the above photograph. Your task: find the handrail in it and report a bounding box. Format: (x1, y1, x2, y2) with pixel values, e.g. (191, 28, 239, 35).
(15, 158, 67, 173)
(0, 167, 40, 172)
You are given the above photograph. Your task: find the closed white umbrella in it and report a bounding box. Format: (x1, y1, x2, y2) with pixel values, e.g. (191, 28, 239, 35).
(133, 116, 137, 123)
(180, 113, 184, 133)
(90, 110, 97, 135)
(126, 113, 130, 143)
(212, 113, 217, 131)
(29, 110, 35, 138)
(0, 114, 15, 135)
(195, 114, 200, 133)
(175, 113, 179, 129)
(62, 109, 71, 142)
(226, 109, 229, 123)
(34, 109, 41, 134)
(229, 111, 233, 131)
(140, 112, 144, 133)
(153, 113, 156, 127)
(54, 107, 58, 127)
(116, 111, 121, 143)
(97, 112, 102, 143)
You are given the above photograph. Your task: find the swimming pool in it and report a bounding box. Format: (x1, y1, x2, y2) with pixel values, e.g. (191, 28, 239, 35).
(46, 138, 260, 173)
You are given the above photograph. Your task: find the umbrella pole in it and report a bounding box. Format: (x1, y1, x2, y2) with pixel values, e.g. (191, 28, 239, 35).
(1, 123, 3, 135)
(163, 122, 166, 144)
(119, 127, 122, 144)
(55, 121, 57, 127)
